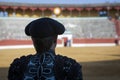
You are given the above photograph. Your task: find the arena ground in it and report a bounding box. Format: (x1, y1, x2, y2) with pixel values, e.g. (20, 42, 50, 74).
(0, 46, 120, 80)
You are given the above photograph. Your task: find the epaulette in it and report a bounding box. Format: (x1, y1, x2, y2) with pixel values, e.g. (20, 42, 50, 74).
(8, 55, 32, 80)
(55, 54, 78, 72)
(55, 55, 82, 80)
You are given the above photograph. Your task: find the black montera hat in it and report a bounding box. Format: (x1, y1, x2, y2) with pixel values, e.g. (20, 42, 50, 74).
(25, 17, 65, 38)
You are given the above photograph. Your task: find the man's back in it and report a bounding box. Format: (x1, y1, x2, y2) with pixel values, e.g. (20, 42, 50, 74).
(8, 50, 83, 80)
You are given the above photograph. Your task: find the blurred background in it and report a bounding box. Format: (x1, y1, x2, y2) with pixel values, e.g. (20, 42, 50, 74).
(0, 0, 120, 48)
(0, 0, 120, 80)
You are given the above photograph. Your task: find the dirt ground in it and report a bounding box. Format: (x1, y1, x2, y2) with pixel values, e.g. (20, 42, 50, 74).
(0, 46, 120, 80)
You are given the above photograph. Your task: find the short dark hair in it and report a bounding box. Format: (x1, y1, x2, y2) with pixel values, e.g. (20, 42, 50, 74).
(32, 35, 57, 53)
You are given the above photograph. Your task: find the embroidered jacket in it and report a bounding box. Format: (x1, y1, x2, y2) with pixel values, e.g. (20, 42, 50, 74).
(8, 51, 83, 80)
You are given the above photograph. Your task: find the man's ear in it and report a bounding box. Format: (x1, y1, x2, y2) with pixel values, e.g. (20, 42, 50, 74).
(50, 42, 56, 50)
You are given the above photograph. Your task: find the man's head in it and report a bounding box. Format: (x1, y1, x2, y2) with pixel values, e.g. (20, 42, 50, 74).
(25, 17, 65, 52)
